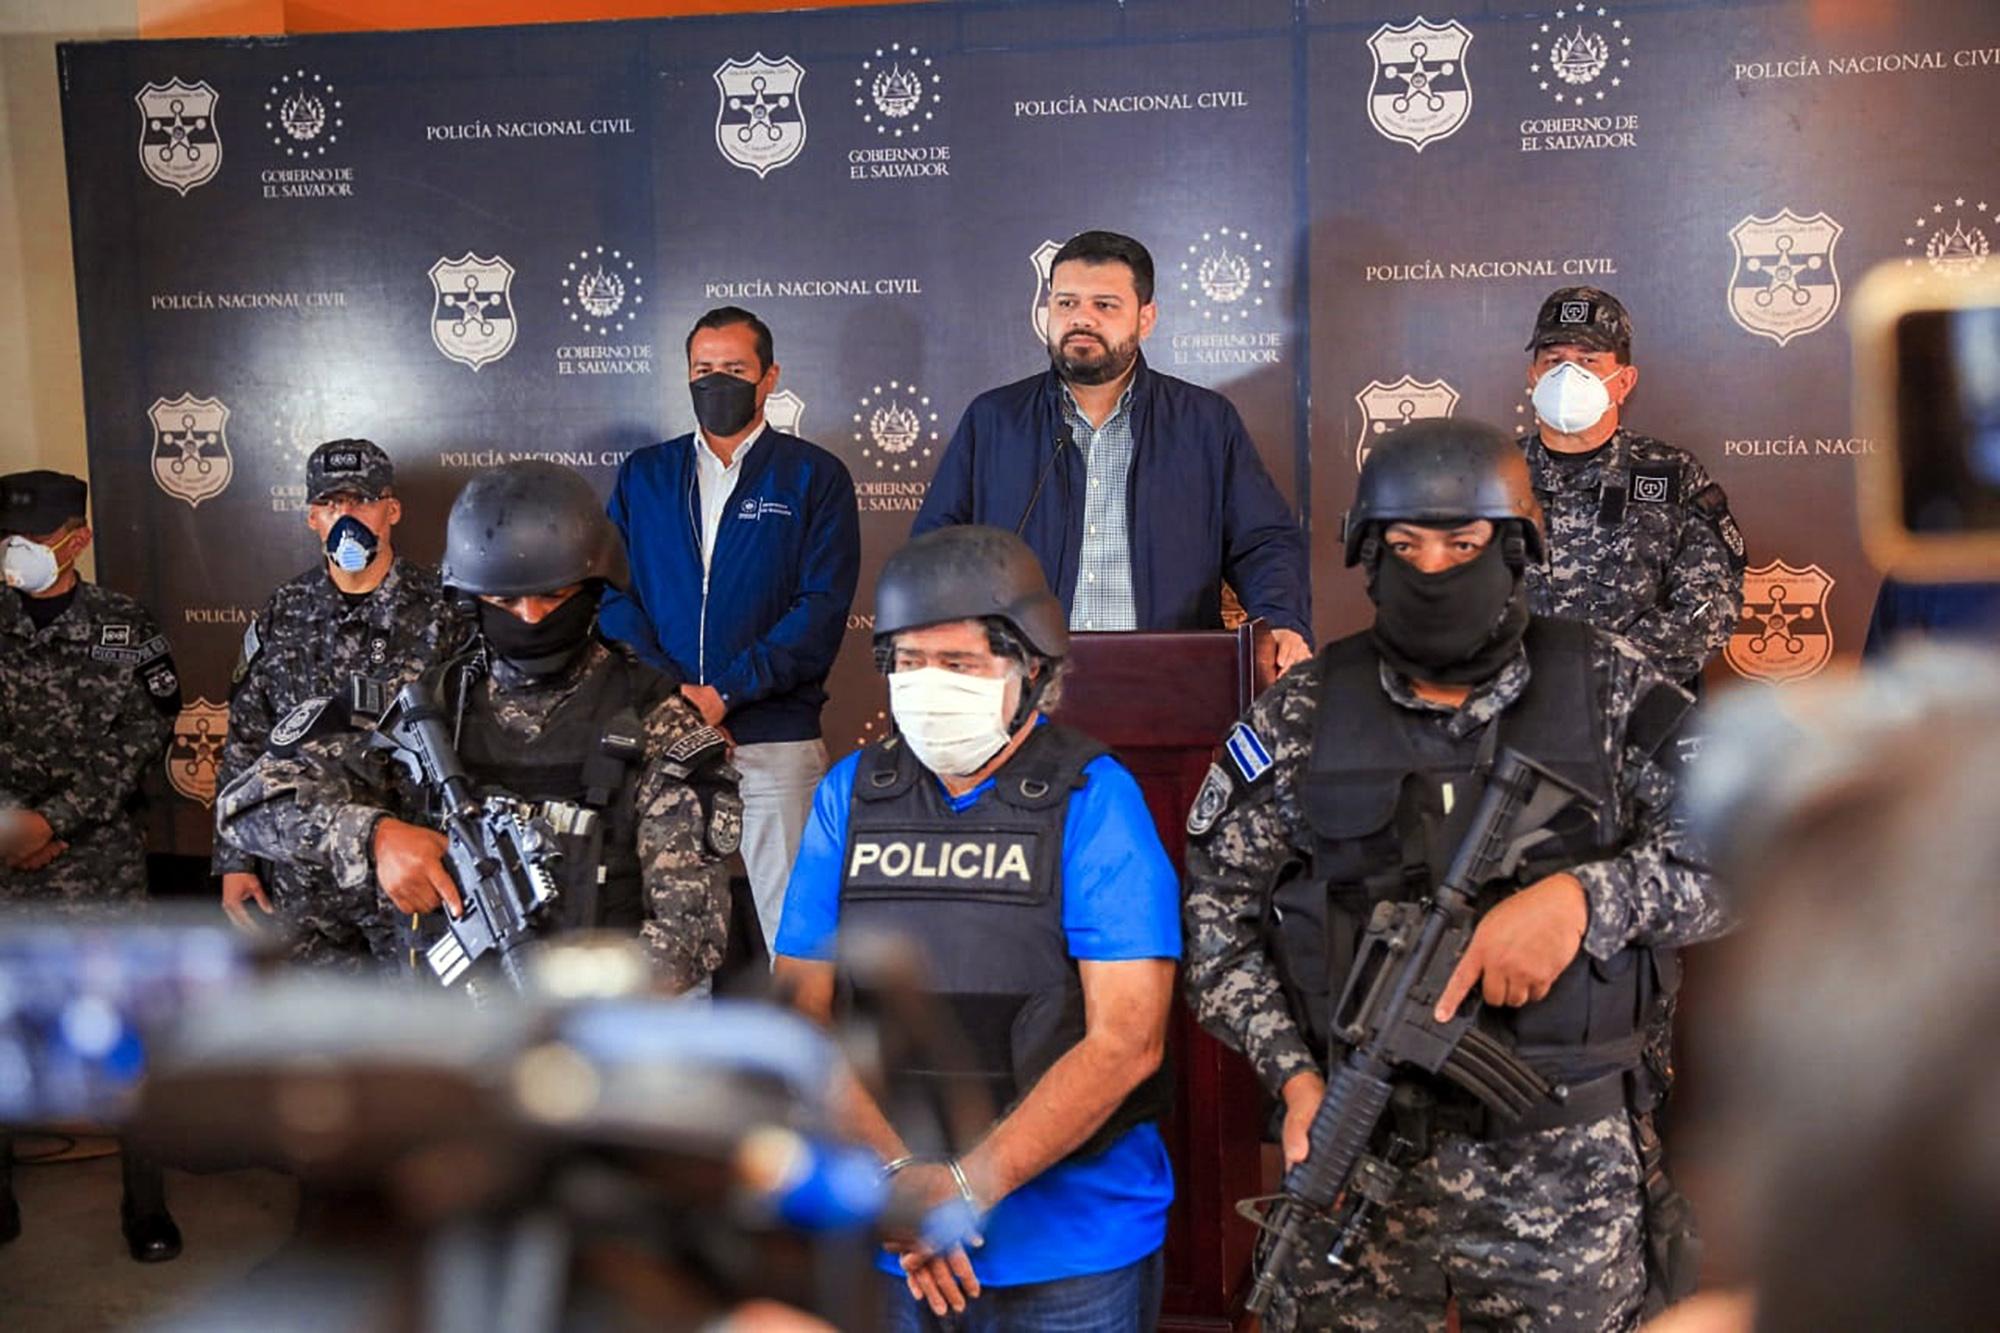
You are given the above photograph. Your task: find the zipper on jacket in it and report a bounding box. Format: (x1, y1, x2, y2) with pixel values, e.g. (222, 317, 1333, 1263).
(686, 465, 709, 683)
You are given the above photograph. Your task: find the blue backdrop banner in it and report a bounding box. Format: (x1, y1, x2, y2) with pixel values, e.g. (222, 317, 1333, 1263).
(56, 0, 2000, 854)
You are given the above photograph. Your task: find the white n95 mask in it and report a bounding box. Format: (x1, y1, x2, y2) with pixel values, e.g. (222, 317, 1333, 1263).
(1, 536, 62, 595)
(888, 667, 1015, 777)
(1531, 360, 1614, 435)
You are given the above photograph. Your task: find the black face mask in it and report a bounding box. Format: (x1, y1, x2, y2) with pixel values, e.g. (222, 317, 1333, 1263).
(477, 587, 600, 679)
(1368, 539, 1530, 685)
(689, 372, 760, 438)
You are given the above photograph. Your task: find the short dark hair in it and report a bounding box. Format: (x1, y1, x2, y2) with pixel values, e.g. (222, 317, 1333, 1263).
(1050, 230, 1155, 305)
(685, 306, 774, 373)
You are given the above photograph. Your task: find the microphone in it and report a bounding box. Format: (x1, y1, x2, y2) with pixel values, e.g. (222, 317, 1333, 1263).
(1016, 420, 1075, 535)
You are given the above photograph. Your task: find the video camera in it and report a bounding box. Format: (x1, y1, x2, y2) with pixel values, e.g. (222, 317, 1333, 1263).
(1852, 262, 2000, 579)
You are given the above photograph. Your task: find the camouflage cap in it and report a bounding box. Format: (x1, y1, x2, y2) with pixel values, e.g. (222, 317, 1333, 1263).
(1526, 286, 1633, 358)
(0, 470, 88, 536)
(306, 438, 395, 502)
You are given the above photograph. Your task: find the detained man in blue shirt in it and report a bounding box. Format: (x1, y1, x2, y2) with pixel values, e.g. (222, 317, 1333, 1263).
(774, 525, 1181, 1332)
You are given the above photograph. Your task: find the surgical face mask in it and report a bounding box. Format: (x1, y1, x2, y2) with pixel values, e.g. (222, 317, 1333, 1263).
(324, 514, 380, 574)
(889, 667, 1016, 777)
(1531, 360, 1615, 435)
(690, 372, 761, 438)
(2, 536, 62, 595)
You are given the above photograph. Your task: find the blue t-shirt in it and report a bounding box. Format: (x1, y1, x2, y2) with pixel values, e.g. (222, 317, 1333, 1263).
(775, 744, 1182, 1287)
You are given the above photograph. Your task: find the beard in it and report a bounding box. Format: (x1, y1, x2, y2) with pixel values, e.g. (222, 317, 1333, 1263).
(1048, 328, 1140, 386)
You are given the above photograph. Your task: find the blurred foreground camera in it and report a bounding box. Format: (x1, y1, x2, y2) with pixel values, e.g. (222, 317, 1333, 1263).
(1852, 262, 2000, 578)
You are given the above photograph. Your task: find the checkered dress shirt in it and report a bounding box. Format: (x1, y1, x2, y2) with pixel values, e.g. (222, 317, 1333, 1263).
(1062, 383, 1139, 631)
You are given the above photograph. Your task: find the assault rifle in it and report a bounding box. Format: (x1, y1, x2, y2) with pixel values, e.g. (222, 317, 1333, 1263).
(1240, 749, 1601, 1315)
(376, 680, 565, 992)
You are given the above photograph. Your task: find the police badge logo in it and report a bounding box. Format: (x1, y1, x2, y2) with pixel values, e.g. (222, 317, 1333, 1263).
(714, 54, 807, 178)
(853, 380, 941, 475)
(1186, 763, 1234, 837)
(1724, 560, 1836, 683)
(167, 697, 229, 807)
(429, 253, 518, 371)
(149, 393, 233, 508)
(1727, 210, 1843, 347)
(1366, 18, 1474, 152)
(764, 389, 806, 436)
(1355, 375, 1460, 470)
(136, 78, 222, 194)
(1030, 238, 1063, 343)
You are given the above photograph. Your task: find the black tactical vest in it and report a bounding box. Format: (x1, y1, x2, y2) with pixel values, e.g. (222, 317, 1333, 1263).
(1275, 618, 1666, 1097)
(841, 723, 1172, 1158)
(449, 642, 676, 932)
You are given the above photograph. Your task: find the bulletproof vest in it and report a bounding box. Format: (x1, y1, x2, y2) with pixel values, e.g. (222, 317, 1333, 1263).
(449, 643, 675, 933)
(1275, 617, 1662, 1093)
(840, 723, 1172, 1158)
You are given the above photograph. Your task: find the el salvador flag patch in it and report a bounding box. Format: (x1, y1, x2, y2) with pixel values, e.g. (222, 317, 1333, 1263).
(1224, 722, 1274, 785)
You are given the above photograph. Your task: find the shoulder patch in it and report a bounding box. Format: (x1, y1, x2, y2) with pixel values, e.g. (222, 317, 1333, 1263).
(1690, 482, 1747, 566)
(1224, 722, 1274, 785)
(140, 658, 182, 714)
(231, 621, 263, 689)
(1186, 763, 1234, 837)
(663, 724, 731, 772)
(708, 794, 744, 856)
(269, 696, 333, 753)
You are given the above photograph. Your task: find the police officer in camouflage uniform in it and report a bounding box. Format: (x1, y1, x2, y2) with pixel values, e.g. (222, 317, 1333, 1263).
(1182, 421, 1730, 1331)
(1518, 288, 1745, 685)
(0, 469, 184, 1261)
(217, 440, 464, 969)
(216, 461, 743, 996)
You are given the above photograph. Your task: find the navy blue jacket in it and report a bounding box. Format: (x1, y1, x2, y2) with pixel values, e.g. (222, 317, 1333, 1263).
(600, 428, 860, 744)
(912, 354, 1311, 636)
(1863, 576, 2000, 658)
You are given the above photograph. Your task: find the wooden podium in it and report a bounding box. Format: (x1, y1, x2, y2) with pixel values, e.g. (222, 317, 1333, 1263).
(1050, 621, 1277, 1330)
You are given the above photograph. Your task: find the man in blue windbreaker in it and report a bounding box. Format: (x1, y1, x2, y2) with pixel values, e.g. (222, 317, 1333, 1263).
(601, 307, 860, 953)
(914, 230, 1313, 670)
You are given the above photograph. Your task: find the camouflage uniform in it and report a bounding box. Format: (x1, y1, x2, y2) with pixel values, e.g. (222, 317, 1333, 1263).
(1519, 432, 1745, 687)
(216, 638, 742, 993)
(0, 583, 179, 908)
(1183, 630, 1729, 1332)
(215, 558, 465, 969)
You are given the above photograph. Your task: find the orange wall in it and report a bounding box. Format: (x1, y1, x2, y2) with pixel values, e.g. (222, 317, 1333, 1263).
(139, 0, 921, 39)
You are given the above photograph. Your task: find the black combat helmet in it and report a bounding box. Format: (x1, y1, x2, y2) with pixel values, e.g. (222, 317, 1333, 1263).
(441, 461, 629, 596)
(873, 525, 1068, 660)
(1343, 418, 1546, 566)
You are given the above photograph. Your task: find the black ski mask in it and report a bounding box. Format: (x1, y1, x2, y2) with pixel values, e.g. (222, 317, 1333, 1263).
(1368, 537, 1530, 685)
(689, 372, 760, 437)
(478, 585, 601, 679)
